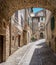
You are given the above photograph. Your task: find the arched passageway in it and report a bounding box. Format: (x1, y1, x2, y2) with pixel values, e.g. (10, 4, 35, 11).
(0, 0, 56, 20)
(0, 0, 56, 63)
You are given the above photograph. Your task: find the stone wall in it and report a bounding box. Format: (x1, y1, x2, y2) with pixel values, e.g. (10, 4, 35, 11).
(27, 26, 32, 43)
(45, 10, 56, 53)
(0, 19, 10, 61)
(6, 24, 10, 59)
(10, 22, 22, 54)
(51, 16, 56, 52)
(0, 0, 56, 21)
(20, 32, 24, 46)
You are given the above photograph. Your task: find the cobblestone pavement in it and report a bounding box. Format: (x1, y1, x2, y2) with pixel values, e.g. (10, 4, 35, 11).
(29, 43, 56, 65)
(0, 42, 34, 65)
(0, 39, 56, 65)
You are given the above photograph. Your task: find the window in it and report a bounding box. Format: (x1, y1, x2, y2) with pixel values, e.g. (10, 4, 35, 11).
(51, 16, 55, 31)
(41, 17, 43, 21)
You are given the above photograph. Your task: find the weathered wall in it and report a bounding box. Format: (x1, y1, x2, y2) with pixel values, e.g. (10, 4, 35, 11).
(45, 10, 56, 52)
(6, 24, 10, 59)
(23, 30, 27, 45)
(51, 15, 56, 52)
(20, 32, 24, 46)
(45, 10, 52, 45)
(27, 26, 32, 43)
(10, 24, 19, 54)
(0, 19, 10, 61)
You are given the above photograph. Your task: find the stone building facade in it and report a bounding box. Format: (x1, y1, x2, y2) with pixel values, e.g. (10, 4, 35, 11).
(0, 8, 32, 63)
(32, 10, 46, 40)
(10, 10, 25, 54)
(45, 10, 56, 52)
(10, 9, 32, 55)
(23, 8, 32, 44)
(39, 22, 45, 39)
(0, 19, 10, 62)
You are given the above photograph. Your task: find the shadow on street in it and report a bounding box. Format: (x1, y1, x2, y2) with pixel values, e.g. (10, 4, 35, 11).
(29, 43, 56, 65)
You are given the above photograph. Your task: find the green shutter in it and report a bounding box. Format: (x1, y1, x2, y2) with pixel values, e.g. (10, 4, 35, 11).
(51, 16, 55, 31)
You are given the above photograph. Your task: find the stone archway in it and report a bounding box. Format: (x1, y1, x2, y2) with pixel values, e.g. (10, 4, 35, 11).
(0, 0, 56, 20)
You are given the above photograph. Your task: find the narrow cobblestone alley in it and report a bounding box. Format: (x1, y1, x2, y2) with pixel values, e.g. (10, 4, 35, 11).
(0, 39, 56, 65)
(29, 42, 56, 65)
(0, 0, 56, 65)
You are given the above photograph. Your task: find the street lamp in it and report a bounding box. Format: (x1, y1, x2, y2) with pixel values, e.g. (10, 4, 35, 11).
(30, 12, 35, 17)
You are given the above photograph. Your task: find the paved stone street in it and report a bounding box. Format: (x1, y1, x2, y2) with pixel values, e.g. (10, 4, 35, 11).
(29, 42, 56, 65)
(0, 1, 56, 65)
(0, 39, 56, 65)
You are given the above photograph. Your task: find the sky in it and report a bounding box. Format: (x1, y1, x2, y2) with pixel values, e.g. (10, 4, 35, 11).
(33, 8, 43, 13)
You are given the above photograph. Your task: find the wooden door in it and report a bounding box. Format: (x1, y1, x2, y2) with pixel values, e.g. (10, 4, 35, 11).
(0, 35, 3, 63)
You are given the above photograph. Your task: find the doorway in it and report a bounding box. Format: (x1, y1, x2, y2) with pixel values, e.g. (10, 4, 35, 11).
(0, 35, 3, 63)
(40, 32, 44, 39)
(18, 35, 20, 47)
(55, 37, 56, 51)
